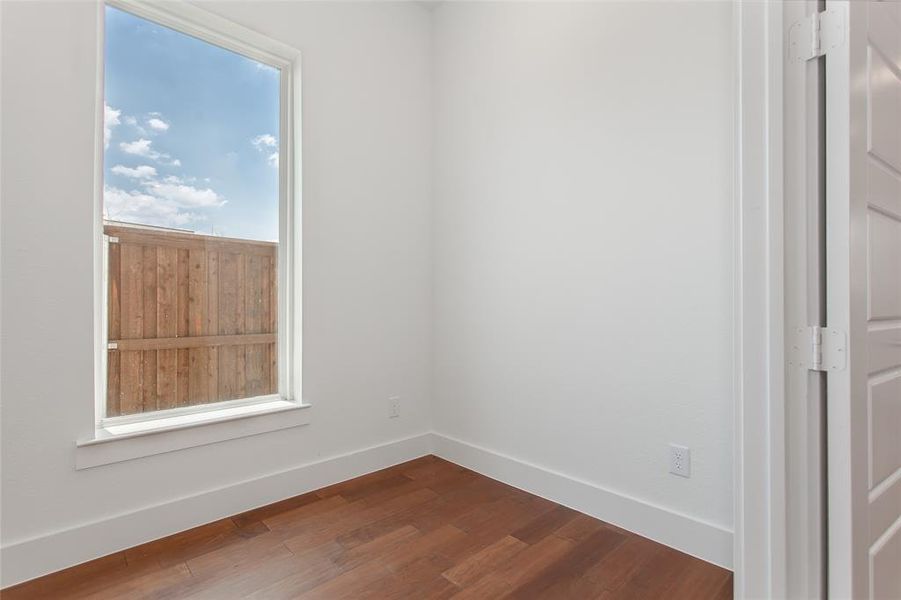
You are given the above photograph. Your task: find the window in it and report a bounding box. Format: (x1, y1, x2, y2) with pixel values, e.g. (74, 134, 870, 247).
(98, 1, 299, 432)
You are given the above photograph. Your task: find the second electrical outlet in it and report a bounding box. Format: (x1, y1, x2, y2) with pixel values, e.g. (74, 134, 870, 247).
(669, 444, 691, 477)
(388, 396, 401, 418)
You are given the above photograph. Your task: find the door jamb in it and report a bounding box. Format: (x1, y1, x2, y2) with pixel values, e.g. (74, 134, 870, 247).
(782, 0, 829, 596)
(733, 1, 787, 598)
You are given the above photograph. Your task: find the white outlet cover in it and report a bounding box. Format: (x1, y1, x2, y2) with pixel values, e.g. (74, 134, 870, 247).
(388, 396, 400, 418)
(669, 444, 691, 478)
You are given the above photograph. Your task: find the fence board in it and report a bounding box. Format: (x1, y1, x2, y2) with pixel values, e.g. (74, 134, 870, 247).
(105, 225, 277, 417)
(268, 255, 277, 391)
(120, 244, 144, 416)
(176, 248, 190, 408)
(177, 348, 190, 408)
(107, 242, 122, 416)
(157, 246, 178, 410)
(107, 350, 120, 417)
(207, 251, 219, 402)
(141, 247, 158, 412)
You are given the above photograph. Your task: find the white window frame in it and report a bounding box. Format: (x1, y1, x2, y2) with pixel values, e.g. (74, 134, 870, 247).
(79, 0, 306, 469)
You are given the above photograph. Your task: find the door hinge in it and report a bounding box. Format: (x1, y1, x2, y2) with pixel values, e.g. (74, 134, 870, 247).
(792, 326, 846, 372)
(788, 9, 845, 62)
(107, 236, 119, 244)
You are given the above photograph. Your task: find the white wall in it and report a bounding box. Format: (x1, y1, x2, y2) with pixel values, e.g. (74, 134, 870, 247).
(0, 0, 433, 586)
(431, 0, 734, 556)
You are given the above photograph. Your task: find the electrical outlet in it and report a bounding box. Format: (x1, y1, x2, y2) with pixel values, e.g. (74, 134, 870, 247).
(388, 396, 401, 419)
(669, 444, 691, 478)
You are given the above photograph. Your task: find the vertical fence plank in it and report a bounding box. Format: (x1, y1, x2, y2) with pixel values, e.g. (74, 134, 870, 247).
(177, 349, 190, 407)
(107, 351, 120, 417)
(107, 241, 122, 416)
(157, 247, 178, 410)
(233, 273, 246, 402)
(121, 244, 145, 340)
(176, 248, 190, 407)
(120, 354, 140, 414)
(141, 246, 158, 412)
(236, 254, 247, 398)
(236, 343, 247, 400)
(261, 254, 272, 394)
(120, 243, 144, 415)
(245, 254, 265, 397)
(207, 251, 220, 336)
(188, 249, 209, 405)
(109, 242, 122, 341)
(207, 251, 219, 402)
(268, 254, 277, 394)
(245, 254, 263, 334)
(218, 252, 238, 401)
(220, 253, 241, 335)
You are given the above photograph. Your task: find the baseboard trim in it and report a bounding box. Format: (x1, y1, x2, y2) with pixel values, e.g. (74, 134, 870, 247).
(0, 432, 432, 588)
(430, 432, 733, 569)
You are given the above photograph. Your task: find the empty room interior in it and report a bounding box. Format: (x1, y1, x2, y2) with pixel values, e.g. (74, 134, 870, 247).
(1, 0, 899, 598)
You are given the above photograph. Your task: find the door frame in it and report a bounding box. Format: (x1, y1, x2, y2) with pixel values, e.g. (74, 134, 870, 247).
(735, 2, 853, 598)
(782, 0, 829, 597)
(733, 1, 789, 598)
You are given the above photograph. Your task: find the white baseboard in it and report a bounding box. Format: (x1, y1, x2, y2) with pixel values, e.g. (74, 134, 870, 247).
(0, 432, 432, 588)
(431, 432, 733, 569)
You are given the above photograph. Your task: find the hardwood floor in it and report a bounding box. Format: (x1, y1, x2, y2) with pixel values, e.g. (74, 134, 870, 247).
(1, 456, 732, 599)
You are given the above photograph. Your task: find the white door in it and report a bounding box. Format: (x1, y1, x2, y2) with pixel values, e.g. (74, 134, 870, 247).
(826, 1, 901, 598)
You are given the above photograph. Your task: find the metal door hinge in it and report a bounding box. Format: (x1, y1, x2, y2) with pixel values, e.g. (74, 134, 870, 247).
(791, 326, 846, 372)
(108, 236, 119, 244)
(789, 9, 845, 62)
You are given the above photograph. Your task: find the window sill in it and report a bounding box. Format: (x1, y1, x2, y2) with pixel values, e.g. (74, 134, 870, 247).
(75, 400, 311, 470)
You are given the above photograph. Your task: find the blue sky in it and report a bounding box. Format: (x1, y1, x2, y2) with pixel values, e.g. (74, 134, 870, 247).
(103, 6, 280, 241)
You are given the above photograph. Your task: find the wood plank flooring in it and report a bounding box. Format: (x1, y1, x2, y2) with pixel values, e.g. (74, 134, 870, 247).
(1, 456, 732, 599)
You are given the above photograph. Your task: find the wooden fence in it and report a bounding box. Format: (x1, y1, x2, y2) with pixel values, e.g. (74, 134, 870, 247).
(106, 224, 278, 417)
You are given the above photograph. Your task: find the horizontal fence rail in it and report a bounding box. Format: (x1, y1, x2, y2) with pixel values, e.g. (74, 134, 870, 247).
(106, 225, 278, 417)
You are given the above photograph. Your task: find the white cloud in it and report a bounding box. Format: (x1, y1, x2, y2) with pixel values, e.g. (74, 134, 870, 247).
(142, 181, 225, 208)
(120, 138, 154, 156)
(252, 134, 277, 149)
(119, 138, 179, 166)
(252, 134, 279, 168)
(104, 104, 121, 149)
(124, 115, 147, 136)
(147, 117, 170, 132)
(256, 63, 278, 75)
(162, 174, 201, 185)
(104, 186, 202, 228)
(104, 176, 226, 230)
(111, 164, 157, 179)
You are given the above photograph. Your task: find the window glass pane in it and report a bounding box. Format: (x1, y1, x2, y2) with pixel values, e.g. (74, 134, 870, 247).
(103, 6, 280, 418)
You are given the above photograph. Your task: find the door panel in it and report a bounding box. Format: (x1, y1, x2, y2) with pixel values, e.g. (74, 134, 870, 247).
(827, 1, 901, 598)
(869, 373, 901, 488)
(872, 532, 901, 600)
(867, 210, 901, 320)
(869, 161, 901, 218)
(867, 49, 901, 170)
